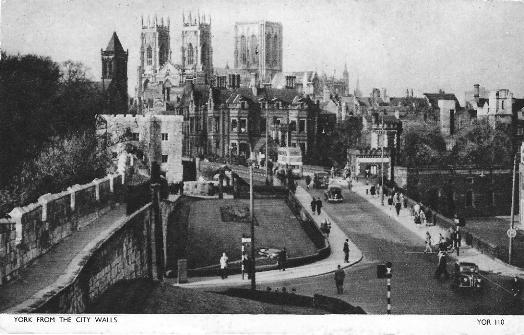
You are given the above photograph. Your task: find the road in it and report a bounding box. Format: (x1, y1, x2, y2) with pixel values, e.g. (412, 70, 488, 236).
(245, 185, 523, 314)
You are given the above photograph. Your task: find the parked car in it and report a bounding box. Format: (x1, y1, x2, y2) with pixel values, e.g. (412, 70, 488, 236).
(313, 172, 330, 189)
(451, 262, 482, 291)
(324, 184, 344, 203)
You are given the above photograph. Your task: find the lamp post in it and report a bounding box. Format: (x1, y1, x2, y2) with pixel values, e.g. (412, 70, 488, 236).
(249, 165, 256, 290)
(265, 103, 269, 185)
(381, 116, 385, 206)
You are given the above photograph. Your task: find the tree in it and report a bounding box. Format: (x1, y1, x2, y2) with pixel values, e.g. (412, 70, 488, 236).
(451, 119, 513, 167)
(399, 121, 447, 167)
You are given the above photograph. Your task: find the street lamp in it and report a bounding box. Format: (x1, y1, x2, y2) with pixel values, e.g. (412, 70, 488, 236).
(381, 115, 385, 206)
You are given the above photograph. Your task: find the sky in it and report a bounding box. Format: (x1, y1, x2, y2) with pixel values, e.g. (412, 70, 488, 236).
(3, 0, 524, 102)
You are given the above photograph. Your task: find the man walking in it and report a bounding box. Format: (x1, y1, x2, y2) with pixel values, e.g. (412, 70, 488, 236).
(424, 231, 433, 253)
(311, 197, 317, 213)
(316, 197, 323, 215)
(394, 192, 402, 216)
(343, 239, 350, 263)
(434, 251, 449, 279)
(334, 265, 346, 294)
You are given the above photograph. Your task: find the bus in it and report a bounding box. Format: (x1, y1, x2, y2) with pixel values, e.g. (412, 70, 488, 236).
(277, 146, 303, 177)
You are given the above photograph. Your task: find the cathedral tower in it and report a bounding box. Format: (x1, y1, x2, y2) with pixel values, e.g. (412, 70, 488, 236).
(140, 15, 170, 78)
(101, 32, 128, 114)
(181, 11, 213, 84)
(234, 21, 282, 83)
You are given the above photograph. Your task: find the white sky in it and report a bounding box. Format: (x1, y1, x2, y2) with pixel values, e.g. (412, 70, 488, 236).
(3, 0, 524, 100)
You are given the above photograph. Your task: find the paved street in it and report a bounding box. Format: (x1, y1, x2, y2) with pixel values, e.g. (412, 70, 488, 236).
(250, 184, 524, 314)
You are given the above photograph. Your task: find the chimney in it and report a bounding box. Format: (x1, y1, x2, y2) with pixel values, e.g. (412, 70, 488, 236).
(474, 84, 480, 103)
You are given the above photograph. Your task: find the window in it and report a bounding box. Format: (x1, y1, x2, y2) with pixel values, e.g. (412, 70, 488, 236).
(161, 155, 168, 163)
(291, 142, 297, 147)
(466, 177, 474, 184)
(490, 191, 496, 207)
(299, 119, 306, 133)
(231, 142, 238, 155)
(502, 100, 505, 109)
(131, 132, 139, 141)
(231, 118, 238, 131)
(146, 46, 152, 66)
(517, 128, 524, 136)
(190, 117, 195, 133)
(214, 117, 220, 132)
(161, 133, 168, 141)
(240, 35, 247, 64)
(299, 143, 306, 155)
(289, 120, 297, 132)
(273, 34, 279, 66)
(241, 101, 247, 109)
(187, 43, 194, 65)
(465, 190, 473, 207)
(239, 118, 247, 133)
(250, 34, 258, 64)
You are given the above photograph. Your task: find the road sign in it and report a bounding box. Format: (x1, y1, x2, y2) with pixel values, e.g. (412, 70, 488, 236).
(241, 237, 252, 243)
(507, 228, 517, 239)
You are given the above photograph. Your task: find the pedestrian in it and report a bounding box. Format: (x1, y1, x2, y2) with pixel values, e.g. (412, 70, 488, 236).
(425, 207, 433, 226)
(438, 233, 446, 251)
(413, 202, 421, 216)
(370, 185, 376, 197)
(424, 231, 433, 253)
(434, 251, 450, 279)
(414, 211, 421, 225)
(220, 252, 229, 279)
(343, 239, 350, 263)
(316, 197, 323, 215)
(305, 175, 311, 189)
(401, 193, 407, 209)
(311, 197, 317, 213)
(394, 192, 402, 216)
(453, 213, 460, 226)
(387, 194, 394, 210)
(334, 265, 346, 294)
(278, 247, 287, 271)
(419, 209, 426, 225)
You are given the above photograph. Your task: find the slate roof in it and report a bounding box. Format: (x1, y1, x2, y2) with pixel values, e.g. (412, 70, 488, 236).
(105, 32, 125, 54)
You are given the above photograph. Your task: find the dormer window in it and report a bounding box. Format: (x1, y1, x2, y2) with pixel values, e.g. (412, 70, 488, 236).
(241, 101, 247, 109)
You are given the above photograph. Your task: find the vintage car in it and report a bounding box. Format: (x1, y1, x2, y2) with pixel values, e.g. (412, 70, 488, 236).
(451, 262, 482, 290)
(324, 184, 344, 203)
(313, 172, 330, 189)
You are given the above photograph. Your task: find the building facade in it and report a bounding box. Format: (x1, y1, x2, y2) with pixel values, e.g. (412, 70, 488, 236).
(181, 13, 213, 84)
(101, 114, 184, 183)
(234, 21, 283, 82)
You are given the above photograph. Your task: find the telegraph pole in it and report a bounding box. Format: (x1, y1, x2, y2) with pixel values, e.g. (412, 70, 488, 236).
(265, 105, 269, 185)
(381, 116, 385, 206)
(509, 153, 517, 265)
(249, 165, 256, 290)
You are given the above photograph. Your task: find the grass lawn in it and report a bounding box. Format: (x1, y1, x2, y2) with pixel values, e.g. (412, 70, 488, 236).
(87, 279, 326, 314)
(186, 198, 317, 269)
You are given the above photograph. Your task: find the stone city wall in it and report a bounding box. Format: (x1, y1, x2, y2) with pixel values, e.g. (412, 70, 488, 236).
(10, 203, 152, 313)
(0, 173, 124, 285)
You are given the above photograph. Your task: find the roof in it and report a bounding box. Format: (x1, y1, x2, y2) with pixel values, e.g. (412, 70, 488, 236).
(513, 98, 524, 112)
(105, 32, 125, 54)
(477, 98, 489, 108)
(423, 93, 460, 109)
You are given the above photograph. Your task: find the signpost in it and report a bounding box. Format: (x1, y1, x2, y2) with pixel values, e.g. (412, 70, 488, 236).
(507, 228, 517, 239)
(377, 261, 392, 314)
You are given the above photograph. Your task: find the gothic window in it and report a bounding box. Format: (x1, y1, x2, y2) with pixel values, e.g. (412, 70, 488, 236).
(250, 35, 258, 64)
(107, 60, 112, 78)
(159, 44, 166, 66)
(187, 43, 194, 65)
(201, 43, 207, 67)
(240, 35, 247, 65)
(146, 46, 152, 66)
(273, 34, 279, 66)
(265, 33, 271, 64)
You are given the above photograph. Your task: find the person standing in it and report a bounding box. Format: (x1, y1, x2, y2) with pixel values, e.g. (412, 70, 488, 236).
(242, 254, 252, 279)
(343, 239, 350, 263)
(370, 185, 376, 197)
(387, 194, 394, 210)
(278, 248, 287, 271)
(220, 252, 229, 279)
(305, 175, 311, 189)
(401, 192, 407, 209)
(316, 197, 323, 215)
(434, 251, 449, 279)
(334, 265, 346, 294)
(424, 231, 433, 253)
(394, 192, 402, 216)
(311, 197, 317, 213)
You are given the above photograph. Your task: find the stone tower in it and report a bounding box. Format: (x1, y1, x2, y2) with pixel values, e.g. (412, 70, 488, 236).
(342, 63, 349, 96)
(234, 21, 282, 82)
(139, 15, 170, 80)
(101, 32, 128, 114)
(181, 11, 213, 84)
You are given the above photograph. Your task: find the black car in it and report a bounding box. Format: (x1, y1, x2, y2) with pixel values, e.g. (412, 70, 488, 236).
(451, 262, 482, 291)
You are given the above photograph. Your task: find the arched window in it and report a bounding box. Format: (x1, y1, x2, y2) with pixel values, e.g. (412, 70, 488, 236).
(187, 43, 194, 65)
(107, 60, 112, 78)
(159, 43, 166, 66)
(201, 43, 207, 67)
(240, 35, 247, 65)
(265, 33, 271, 65)
(273, 34, 279, 66)
(250, 34, 258, 64)
(146, 46, 152, 66)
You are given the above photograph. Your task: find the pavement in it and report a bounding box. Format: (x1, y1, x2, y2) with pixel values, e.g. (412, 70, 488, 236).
(172, 186, 363, 288)
(350, 179, 524, 278)
(0, 205, 127, 312)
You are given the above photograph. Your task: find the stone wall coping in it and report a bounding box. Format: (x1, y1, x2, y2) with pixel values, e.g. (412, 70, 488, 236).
(9, 202, 41, 218)
(6, 202, 153, 313)
(0, 218, 14, 225)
